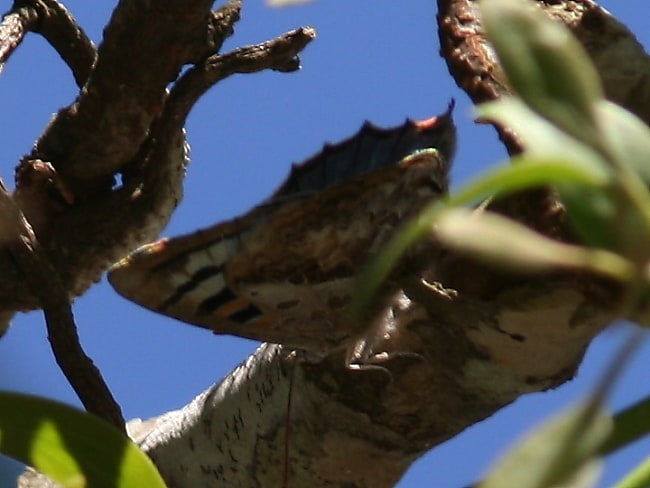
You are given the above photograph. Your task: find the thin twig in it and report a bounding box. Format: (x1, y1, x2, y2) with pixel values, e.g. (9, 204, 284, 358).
(0, 1, 95, 86)
(137, 26, 316, 184)
(0, 180, 125, 433)
(30, 0, 96, 87)
(165, 26, 316, 124)
(206, 0, 242, 60)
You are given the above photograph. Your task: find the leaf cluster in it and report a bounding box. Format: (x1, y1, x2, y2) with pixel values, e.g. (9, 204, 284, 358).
(358, 0, 650, 486)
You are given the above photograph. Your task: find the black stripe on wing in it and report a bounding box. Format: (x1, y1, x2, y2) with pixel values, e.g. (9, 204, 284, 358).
(197, 287, 238, 315)
(158, 265, 223, 312)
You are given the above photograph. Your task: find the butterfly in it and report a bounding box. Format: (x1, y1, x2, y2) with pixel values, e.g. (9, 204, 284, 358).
(108, 103, 456, 360)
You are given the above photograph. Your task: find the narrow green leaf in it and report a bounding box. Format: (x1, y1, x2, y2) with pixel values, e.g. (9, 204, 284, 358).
(612, 457, 650, 488)
(353, 157, 612, 316)
(352, 209, 426, 318)
(477, 98, 608, 172)
(481, 402, 612, 488)
(596, 101, 650, 184)
(557, 184, 622, 250)
(601, 393, 650, 455)
(482, 331, 642, 488)
(434, 208, 634, 280)
(478, 98, 628, 250)
(447, 156, 611, 208)
(594, 101, 650, 255)
(477, 69, 650, 255)
(0, 392, 166, 488)
(480, 0, 602, 144)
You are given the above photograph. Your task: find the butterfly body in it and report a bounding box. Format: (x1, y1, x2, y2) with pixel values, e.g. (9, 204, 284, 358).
(109, 107, 456, 357)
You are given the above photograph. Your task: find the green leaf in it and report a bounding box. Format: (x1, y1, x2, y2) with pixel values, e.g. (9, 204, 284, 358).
(594, 102, 650, 257)
(596, 101, 650, 184)
(477, 98, 608, 172)
(481, 402, 612, 488)
(481, 99, 650, 254)
(447, 156, 611, 208)
(612, 457, 650, 488)
(478, 98, 628, 250)
(433, 208, 633, 280)
(0, 392, 166, 488)
(480, 0, 603, 145)
(601, 393, 650, 456)
(557, 184, 621, 250)
(482, 331, 642, 488)
(352, 156, 612, 316)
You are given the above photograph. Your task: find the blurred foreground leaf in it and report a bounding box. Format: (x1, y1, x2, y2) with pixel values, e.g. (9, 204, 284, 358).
(596, 102, 650, 185)
(480, 0, 602, 146)
(0, 392, 166, 488)
(353, 156, 615, 317)
(481, 402, 611, 488)
(477, 98, 623, 250)
(434, 208, 633, 280)
(613, 457, 650, 488)
(602, 394, 650, 456)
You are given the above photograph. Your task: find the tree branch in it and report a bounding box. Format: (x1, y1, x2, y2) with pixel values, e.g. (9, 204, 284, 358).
(0, 3, 315, 329)
(0, 180, 124, 432)
(26, 0, 215, 198)
(130, 278, 614, 486)
(0, 2, 38, 70)
(202, 0, 242, 62)
(0, 0, 95, 85)
(165, 26, 316, 127)
(28, 0, 96, 87)
(437, 0, 650, 151)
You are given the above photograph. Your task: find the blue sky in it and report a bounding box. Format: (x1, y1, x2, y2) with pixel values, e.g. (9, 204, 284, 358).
(0, 1, 649, 486)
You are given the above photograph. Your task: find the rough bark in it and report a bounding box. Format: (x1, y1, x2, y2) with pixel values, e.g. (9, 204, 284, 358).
(0, 0, 313, 430)
(0, 0, 313, 326)
(127, 285, 612, 487)
(8, 0, 650, 487)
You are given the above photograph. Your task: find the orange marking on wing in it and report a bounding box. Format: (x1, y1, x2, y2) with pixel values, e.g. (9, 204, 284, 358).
(216, 297, 253, 318)
(412, 116, 439, 130)
(255, 315, 275, 327)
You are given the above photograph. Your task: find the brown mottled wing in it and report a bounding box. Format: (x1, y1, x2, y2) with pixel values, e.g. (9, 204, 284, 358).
(108, 212, 270, 329)
(109, 108, 455, 354)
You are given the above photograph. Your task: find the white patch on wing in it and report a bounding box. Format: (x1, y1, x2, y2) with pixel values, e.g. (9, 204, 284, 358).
(183, 249, 220, 275)
(205, 237, 240, 267)
(182, 274, 227, 306)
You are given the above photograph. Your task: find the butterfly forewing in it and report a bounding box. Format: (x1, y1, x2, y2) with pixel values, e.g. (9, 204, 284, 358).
(109, 107, 456, 354)
(109, 215, 262, 330)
